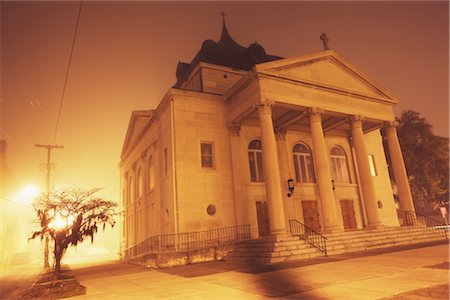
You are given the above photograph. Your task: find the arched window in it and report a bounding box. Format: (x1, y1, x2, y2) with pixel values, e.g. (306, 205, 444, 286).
(248, 139, 264, 182)
(293, 143, 316, 183)
(148, 155, 155, 190)
(330, 146, 351, 183)
(137, 167, 143, 198)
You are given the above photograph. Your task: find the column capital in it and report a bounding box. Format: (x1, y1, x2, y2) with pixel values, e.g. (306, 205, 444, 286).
(385, 120, 399, 128)
(351, 114, 365, 123)
(307, 107, 324, 122)
(255, 99, 275, 115)
(275, 127, 287, 141)
(227, 122, 241, 136)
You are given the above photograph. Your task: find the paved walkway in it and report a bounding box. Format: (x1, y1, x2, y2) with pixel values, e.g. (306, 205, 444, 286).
(69, 243, 449, 299)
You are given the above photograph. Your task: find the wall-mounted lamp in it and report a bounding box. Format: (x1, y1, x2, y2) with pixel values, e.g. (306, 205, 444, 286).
(332, 180, 336, 191)
(287, 179, 295, 197)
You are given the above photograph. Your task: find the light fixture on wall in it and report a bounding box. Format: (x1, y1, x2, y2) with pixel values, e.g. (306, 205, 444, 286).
(287, 179, 295, 197)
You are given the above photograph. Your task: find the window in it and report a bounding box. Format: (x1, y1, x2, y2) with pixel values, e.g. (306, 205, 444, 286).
(248, 139, 264, 182)
(330, 146, 351, 183)
(137, 167, 143, 197)
(128, 176, 135, 203)
(148, 155, 155, 190)
(201, 142, 214, 168)
(163, 148, 168, 176)
(293, 143, 316, 183)
(368, 154, 377, 176)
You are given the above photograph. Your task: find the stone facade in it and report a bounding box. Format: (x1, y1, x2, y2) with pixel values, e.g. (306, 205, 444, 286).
(119, 24, 415, 256)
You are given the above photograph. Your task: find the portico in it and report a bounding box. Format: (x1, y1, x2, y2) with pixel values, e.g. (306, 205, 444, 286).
(224, 50, 413, 235)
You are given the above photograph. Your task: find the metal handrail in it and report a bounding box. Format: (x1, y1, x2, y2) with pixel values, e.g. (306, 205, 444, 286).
(125, 224, 251, 259)
(288, 219, 327, 256)
(400, 210, 449, 240)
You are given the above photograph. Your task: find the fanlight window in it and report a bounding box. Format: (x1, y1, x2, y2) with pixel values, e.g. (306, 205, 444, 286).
(330, 146, 351, 183)
(293, 143, 316, 183)
(248, 139, 264, 182)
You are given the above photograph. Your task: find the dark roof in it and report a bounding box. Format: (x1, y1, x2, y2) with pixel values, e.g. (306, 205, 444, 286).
(174, 20, 283, 88)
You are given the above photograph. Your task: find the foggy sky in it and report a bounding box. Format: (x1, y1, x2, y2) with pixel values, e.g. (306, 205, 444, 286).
(1, 1, 449, 256)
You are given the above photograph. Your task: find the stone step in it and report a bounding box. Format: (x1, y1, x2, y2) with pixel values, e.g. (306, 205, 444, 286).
(328, 235, 447, 256)
(227, 244, 320, 258)
(224, 226, 448, 264)
(233, 239, 312, 250)
(324, 227, 430, 240)
(327, 232, 447, 254)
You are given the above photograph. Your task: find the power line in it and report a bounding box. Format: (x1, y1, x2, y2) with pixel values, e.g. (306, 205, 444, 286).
(53, 0, 84, 143)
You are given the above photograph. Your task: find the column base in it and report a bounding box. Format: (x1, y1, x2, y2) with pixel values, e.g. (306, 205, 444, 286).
(366, 222, 384, 230)
(322, 225, 344, 234)
(263, 231, 290, 242)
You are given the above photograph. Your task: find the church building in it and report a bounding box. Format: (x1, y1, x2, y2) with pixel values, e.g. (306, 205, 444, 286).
(119, 20, 417, 259)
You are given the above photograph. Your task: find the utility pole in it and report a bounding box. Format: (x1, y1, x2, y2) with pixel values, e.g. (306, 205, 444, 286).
(35, 143, 63, 269)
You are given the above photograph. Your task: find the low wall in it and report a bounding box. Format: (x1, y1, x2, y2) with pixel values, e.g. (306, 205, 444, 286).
(128, 244, 235, 269)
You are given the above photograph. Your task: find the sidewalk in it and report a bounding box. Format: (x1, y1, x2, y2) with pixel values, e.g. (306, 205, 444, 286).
(70, 243, 448, 299)
(0, 262, 43, 299)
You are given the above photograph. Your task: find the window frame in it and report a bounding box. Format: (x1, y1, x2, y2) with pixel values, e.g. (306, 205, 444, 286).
(368, 154, 377, 176)
(248, 139, 264, 182)
(292, 143, 316, 183)
(330, 146, 351, 184)
(200, 141, 215, 169)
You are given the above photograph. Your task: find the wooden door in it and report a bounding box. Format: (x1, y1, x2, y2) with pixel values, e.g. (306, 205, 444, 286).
(256, 201, 270, 237)
(340, 199, 357, 230)
(301, 201, 321, 232)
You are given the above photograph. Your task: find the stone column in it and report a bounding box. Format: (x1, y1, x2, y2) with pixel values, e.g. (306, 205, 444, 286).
(385, 121, 415, 212)
(256, 100, 287, 235)
(351, 115, 382, 228)
(275, 128, 294, 224)
(308, 108, 341, 232)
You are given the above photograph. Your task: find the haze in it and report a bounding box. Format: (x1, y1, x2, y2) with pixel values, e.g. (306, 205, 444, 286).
(1, 1, 448, 263)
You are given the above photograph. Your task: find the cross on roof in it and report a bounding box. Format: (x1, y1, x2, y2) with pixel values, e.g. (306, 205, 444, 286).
(320, 33, 330, 50)
(220, 11, 227, 23)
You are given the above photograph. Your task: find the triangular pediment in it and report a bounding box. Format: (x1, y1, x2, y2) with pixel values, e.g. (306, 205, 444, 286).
(255, 50, 398, 103)
(121, 110, 154, 158)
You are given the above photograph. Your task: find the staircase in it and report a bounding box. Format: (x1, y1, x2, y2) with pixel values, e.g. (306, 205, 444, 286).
(324, 225, 448, 256)
(224, 234, 324, 263)
(224, 222, 448, 264)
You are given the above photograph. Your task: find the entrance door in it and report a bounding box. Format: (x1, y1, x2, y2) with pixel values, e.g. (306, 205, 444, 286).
(301, 201, 321, 232)
(256, 201, 270, 237)
(340, 199, 357, 230)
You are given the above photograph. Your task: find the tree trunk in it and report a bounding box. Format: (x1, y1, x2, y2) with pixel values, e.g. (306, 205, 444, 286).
(54, 243, 62, 274)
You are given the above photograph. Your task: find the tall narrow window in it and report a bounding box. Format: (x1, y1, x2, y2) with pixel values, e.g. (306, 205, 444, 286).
(293, 143, 316, 183)
(148, 155, 155, 190)
(330, 146, 351, 183)
(200, 142, 214, 168)
(137, 167, 143, 197)
(368, 154, 377, 176)
(248, 139, 264, 182)
(128, 176, 135, 203)
(163, 148, 168, 177)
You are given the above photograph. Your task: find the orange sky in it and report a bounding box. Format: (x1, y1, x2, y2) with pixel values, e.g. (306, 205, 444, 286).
(1, 1, 448, 257)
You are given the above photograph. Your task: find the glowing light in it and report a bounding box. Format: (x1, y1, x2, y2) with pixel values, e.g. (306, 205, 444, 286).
(48, 211, 75, 230)
(17, 185, 40, 204)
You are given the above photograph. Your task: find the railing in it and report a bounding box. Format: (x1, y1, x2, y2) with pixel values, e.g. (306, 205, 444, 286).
(125, 224, 251, 259)
(399, 210, 449, 240)
(289, 219, 327, 256)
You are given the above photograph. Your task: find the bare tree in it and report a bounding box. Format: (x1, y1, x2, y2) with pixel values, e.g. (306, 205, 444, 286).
(30, 188, 117, 274)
